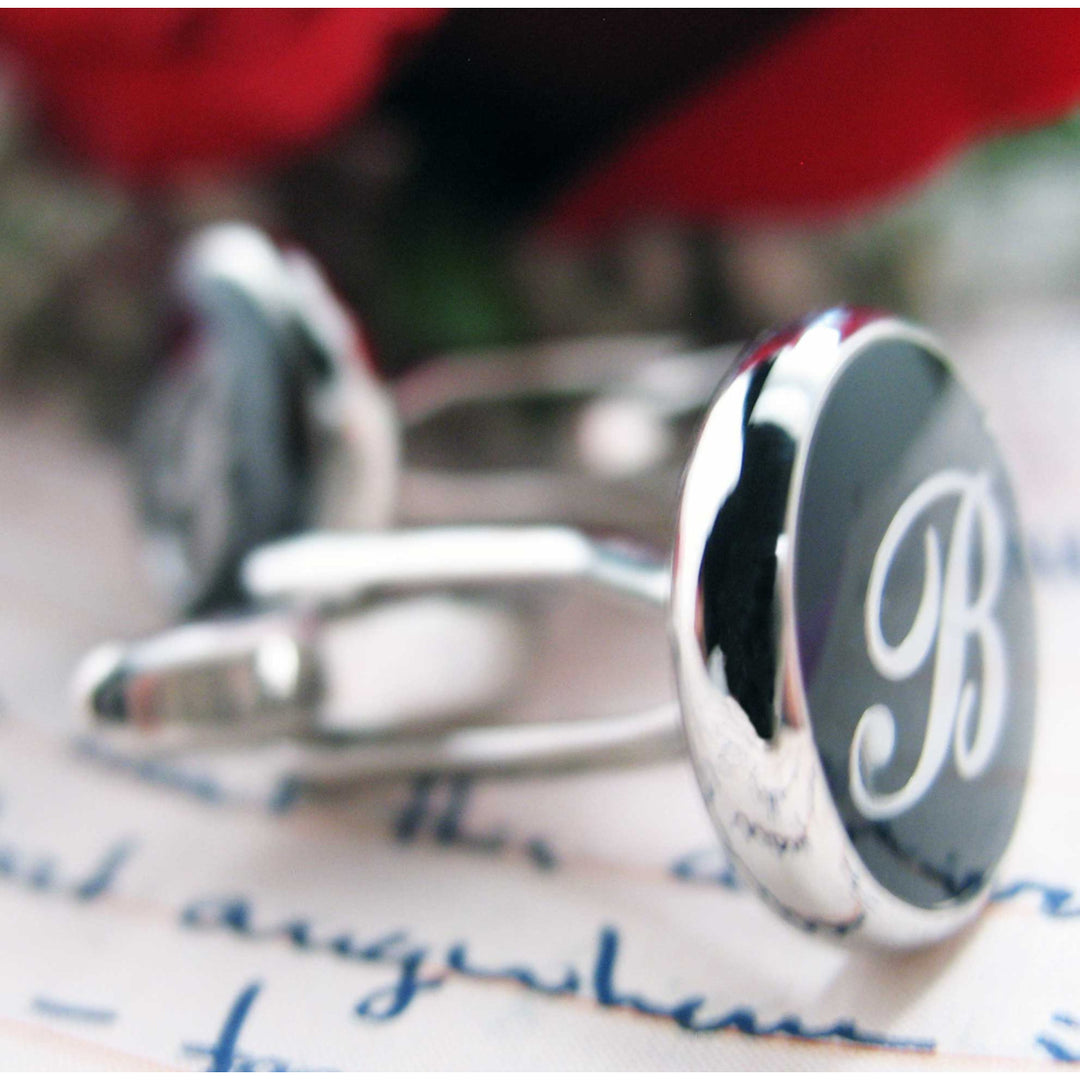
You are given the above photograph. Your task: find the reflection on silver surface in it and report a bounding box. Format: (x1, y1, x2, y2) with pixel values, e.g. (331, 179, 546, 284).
(243, 526, 669, 608)
(672, 309, 1034, 945)
(73, 595, 531, 752)
(137, 223, 742, 615)
(80, 307, 1035, 949)
(396, 338, 738, 541)
(136, 223, 400, 615)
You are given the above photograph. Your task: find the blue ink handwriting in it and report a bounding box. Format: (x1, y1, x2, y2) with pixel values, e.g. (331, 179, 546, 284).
(672, 853, 1080, 927)
(183, 980, 333, 1072)
(991, 879, 1080, 918)
(180, 892, 933, 1052)
(671, 847, 741, 890)
(0, 837, 134, 902)
(74, 739, 302, 816)
(266, 776, 304, 815)
(75, 737, 227, 805)
(182, 896, 434, 1022)
(1037, 1012, 1080, 1062)
(590, 927, 927, 1045)
(32, 998, 116, 1024)
(445, 939, 580, 996)
(394, 775, 558, 871)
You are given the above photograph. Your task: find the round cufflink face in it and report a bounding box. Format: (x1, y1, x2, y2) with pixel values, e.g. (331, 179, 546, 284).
(671, 309, 1035, 945)
(135, 224, 399, 617)
(136, 268, 315, 615)
(791, 325, 1036, 913)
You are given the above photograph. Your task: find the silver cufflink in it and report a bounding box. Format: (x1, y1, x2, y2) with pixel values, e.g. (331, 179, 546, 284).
(77, 231, 1036, 949)
(135, 223, 734, 615)
(133, 223, 400, 615)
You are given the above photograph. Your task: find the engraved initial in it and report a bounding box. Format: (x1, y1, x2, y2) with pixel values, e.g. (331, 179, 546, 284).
(849, 469, 1007, 820)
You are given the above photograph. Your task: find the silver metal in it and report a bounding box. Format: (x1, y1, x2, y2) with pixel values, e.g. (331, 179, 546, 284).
(396, 337, 738, 541)
(74, 595, 532, 752)
(671, 309, 1031, 947)
(137, 223, 400, 614)
(74, 524, 671, 752)
(180, 224, 401, 536)
(275, 704, 684, 784)
(82, 307, 1034, 949)
(243, 526, 669, 609)
(138, 222, 739, 616)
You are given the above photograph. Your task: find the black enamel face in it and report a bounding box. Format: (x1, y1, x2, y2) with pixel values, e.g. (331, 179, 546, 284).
(793, 337, 1035, 909)
(136, 281, 316, 616)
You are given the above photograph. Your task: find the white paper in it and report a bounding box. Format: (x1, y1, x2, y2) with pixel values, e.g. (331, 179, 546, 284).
(0, 305, 1077, 1069)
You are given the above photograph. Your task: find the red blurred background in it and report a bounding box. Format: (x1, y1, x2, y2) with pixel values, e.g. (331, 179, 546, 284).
(0, 9, 1078, 427)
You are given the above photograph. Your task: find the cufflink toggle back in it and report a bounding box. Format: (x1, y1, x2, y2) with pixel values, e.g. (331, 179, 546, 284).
(79, 306, 1036, 948)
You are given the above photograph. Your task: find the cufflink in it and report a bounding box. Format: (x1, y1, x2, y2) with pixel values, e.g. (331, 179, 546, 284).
(135, 223, 737, 614)
(80, 306, 1036, 948)
(134, 222, 400, 615)
(670, 308, 1034, 944)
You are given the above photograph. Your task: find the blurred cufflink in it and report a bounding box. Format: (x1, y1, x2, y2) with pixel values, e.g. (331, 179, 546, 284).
(135, 222, 739, 615)
(135, 222, 400, 615)
(80, 307, 1037, 947)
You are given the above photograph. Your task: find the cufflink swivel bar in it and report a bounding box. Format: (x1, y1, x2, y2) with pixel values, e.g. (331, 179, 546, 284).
(77, 524, 681, 774)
